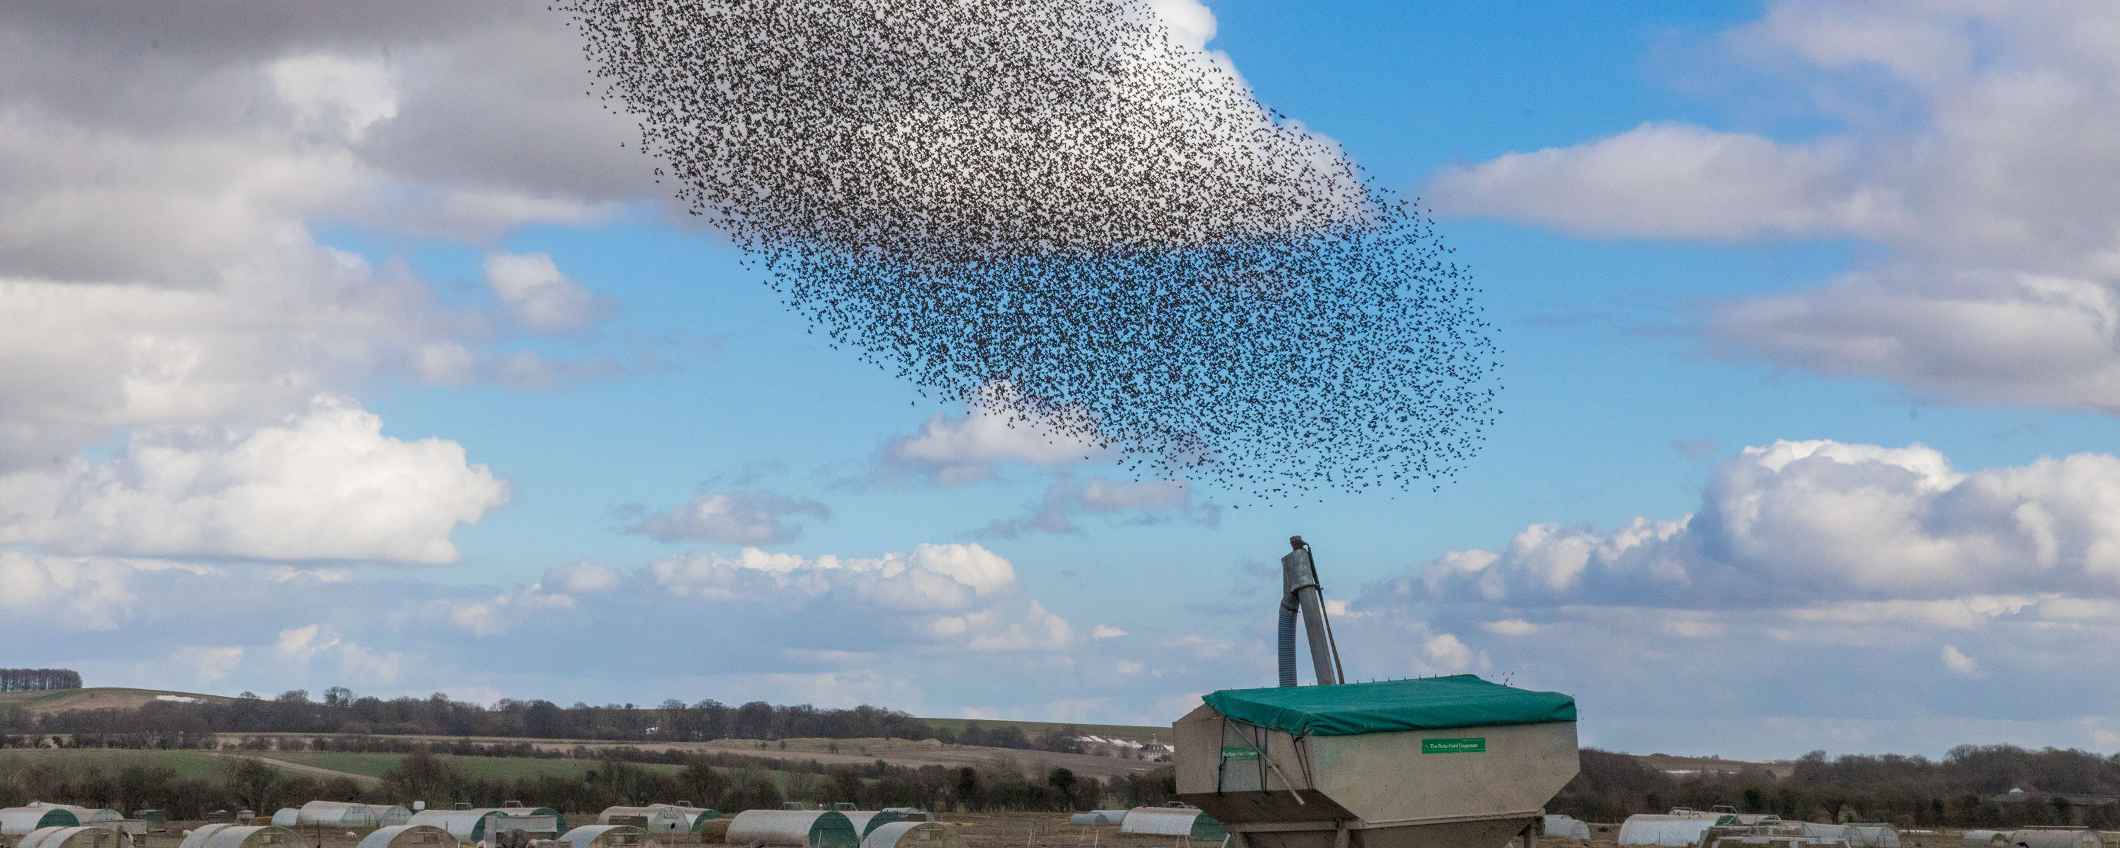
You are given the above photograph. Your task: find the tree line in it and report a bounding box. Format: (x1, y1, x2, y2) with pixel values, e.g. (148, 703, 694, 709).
(1552, 746, 2120, 828)
(0, 668, 82, 691)
(0, 689, 1097, 755)
(0, 745, 1178, 820)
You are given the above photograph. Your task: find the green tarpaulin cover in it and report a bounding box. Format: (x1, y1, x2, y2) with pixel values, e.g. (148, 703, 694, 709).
(1202, 674, 1576, 737)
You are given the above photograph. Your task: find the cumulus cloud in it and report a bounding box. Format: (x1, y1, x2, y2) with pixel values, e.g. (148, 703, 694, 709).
(0, 396, 508, 563)
(1091, 625, 1130, 640)
(1397, 439, 2120, 609)
(1481, 618, 1541, 637)
(0, 1, 654, 470)
(1941, 644, 1980, 677)
(651, 543, 1016, 611)
(622, 490, 832, 545)
(174, 646, 246, 685)
(544, 563, 621, 594)
(1420, 633, 1480, 673)
(448, 584, 577, 637)
(484, 251, 603, 332)
(976, 476, 1219, 538)
(1422, 2, 2120, 411)
(878, 384, 1105, 485)
(0, 553, 151, 631)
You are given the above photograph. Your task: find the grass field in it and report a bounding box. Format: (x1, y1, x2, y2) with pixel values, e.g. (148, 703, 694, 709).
(916, 718, 1168, 744)
(0, 748, 246, 780)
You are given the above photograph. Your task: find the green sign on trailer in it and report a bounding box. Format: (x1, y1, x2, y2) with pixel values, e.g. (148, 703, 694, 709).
(1421, 737, 1486, 754)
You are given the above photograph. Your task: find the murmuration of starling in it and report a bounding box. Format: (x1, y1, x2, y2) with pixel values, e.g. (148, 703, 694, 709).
(559, 0, 1502, 500)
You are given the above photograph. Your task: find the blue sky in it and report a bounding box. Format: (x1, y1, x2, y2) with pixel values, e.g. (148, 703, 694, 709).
(6, 0, 2120, 761)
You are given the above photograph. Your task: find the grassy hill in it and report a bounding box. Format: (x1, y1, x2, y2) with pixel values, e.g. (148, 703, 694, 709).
(0, 687, 235, 715)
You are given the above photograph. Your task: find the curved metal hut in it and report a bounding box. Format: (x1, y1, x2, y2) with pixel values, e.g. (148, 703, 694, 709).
(177, 825, 302, 848)
(598, 808, 689, 834)
(860, 822, 960, 848)
(1119, 808, 1225, 842)
(728, 811, 861, 848)
(557, 825, 656, 848)
(1, 809, 81, 836)
(355, 825, 458, 848)
(19, 827, 126, 848)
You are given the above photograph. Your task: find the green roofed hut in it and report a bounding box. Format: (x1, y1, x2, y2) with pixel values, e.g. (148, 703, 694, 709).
(649, 806, 720, 833)
(1120, 808, 1225, 842)
(727, 811, 861, 848)
(1175, 674, 1580, 848)
(843, 812, 923, 839)
(2, 808, 81, 836)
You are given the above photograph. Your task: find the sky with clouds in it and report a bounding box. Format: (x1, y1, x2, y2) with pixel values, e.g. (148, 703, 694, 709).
(8, 0, 2120, 760)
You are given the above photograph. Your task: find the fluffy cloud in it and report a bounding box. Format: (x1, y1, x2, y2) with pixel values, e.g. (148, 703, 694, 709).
(484, 252, 603, 332)
(1941, 644, 1980, 677)
(651, 543, 1016, 612)
(1423, 2, 2120, 411)
(0, 396, 508, 563)
(0, 553, 157, 631)
(447, 584, 577, 637)
(623, 491, 832, 545)
(878, 385, 1105, 485)
(976, 477, 1219, 538)
(0, 1, 653, 470)
(1399, 439, 2120, 609)
(544, 563, 621, 594)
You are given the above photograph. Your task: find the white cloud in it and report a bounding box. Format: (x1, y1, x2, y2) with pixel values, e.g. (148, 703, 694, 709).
(544, 563, 621, 594)
(977, 476, 1218, 538)
(174, 646, 246, 685)
(1941, 644, 1980, 677)
(931, 601, 1075, 653)
(652, 543, 1017, 612)
(1429, 123, 1895, 241)
(880, 384, 1105, 485)
(0, 553, 146, 631)
(484, 251, 602, 332)
(1481, 618, 1541, 637)
(1091, 625, 1129, 640)
(448, 584, 576, 637)
(276, 624, 340, 661)
(1421, 2, 2120, 411)
(624, 490, 831, 545)
(0, 396, 508, 563)
(1402, 439, 2120, 608)
(1421, 633, 1478, 673)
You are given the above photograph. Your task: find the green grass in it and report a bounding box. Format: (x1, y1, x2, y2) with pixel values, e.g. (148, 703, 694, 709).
(0, 749, 247, 781)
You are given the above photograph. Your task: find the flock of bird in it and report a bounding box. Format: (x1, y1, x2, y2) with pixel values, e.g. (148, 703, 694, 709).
(560, 0, 1501, 499)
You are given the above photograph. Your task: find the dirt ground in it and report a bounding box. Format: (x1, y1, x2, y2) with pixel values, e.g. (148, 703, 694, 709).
(123, 817, 1993, 848)
(133, 813, 1164, 848)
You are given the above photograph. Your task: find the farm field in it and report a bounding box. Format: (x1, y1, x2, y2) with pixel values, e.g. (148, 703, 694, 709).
(267, 750, 687, 781)
(210, 732, 1160, 783)
(915, 718, 1169, 745)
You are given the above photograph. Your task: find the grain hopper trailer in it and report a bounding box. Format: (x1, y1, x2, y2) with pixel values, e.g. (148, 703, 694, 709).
(1173, 537, 1581, 848)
